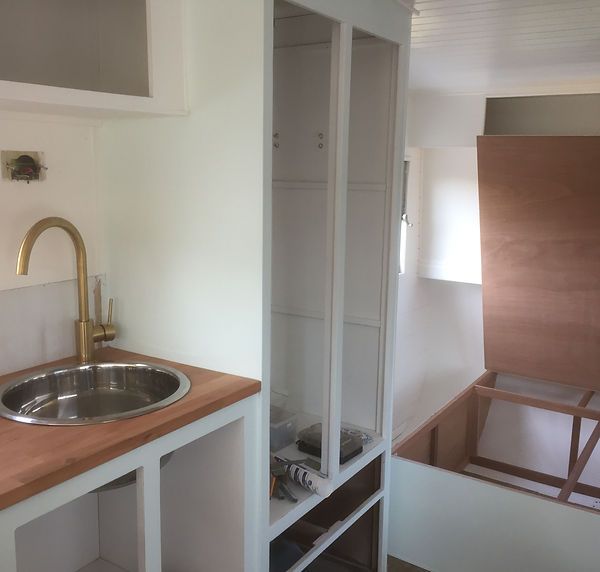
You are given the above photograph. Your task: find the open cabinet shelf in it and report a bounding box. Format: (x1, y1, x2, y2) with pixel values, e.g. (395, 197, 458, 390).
(270, 429, 385, 540)
(270, 455, 383, 572)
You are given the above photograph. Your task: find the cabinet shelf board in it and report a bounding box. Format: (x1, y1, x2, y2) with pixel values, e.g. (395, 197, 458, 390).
(77, 558, 127, 572)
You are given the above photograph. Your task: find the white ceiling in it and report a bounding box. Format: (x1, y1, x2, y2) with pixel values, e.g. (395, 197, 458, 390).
(410, 0, 600, 95)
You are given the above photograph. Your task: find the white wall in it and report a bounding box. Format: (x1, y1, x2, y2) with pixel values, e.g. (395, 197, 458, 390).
(393, 95, 487, 437)
(0, 112, 102, 291)
(393, 143, 485, 436)
(418, 147, 481, 285)
(96, 0, 267, 379)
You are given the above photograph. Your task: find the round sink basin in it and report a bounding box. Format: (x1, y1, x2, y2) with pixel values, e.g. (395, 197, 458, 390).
(0, 362, 191, 426)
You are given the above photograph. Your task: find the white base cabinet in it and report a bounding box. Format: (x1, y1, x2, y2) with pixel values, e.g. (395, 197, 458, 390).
(0, 396, 260, 572)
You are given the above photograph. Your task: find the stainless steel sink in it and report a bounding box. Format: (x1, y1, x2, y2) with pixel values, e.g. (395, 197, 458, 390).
(0, 362, 191, 426)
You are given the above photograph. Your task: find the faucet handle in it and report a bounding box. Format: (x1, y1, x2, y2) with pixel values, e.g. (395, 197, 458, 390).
(93, 298, 117, 343)
(107, 298, 114, 325)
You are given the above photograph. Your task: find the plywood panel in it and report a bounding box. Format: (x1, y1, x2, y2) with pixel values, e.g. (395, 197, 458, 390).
(436, 399, 469, 471)
(477, 136, 600, 391)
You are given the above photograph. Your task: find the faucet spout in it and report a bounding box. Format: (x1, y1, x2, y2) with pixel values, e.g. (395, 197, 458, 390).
(17, 217, 90, 323)
(16, 217, 115, 363)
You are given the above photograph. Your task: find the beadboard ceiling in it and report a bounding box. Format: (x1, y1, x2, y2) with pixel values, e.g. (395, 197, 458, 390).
(410, 0, 600, 94)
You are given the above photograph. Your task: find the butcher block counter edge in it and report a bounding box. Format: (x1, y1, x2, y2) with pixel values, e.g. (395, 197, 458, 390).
(0, 347, 261, 510)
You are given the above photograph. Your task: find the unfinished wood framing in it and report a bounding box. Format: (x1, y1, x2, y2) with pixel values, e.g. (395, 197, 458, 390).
(569, 391, 595, 472)
(393, 372, 600, 510)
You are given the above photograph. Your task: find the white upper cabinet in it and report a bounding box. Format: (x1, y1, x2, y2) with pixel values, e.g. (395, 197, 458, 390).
(0, 0, 185, 116)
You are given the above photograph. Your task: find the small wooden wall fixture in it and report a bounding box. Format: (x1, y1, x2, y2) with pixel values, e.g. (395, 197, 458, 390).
(393, 372, 600, 509)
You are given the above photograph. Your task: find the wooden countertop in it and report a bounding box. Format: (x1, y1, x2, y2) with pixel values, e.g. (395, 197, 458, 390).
(0, 347, 260, 510)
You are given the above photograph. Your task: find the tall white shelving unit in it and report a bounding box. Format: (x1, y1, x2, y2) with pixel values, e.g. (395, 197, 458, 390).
(265, 1, 412, 570)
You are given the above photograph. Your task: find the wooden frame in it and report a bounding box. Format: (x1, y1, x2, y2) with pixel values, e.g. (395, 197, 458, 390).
(393, 371, 600, 508)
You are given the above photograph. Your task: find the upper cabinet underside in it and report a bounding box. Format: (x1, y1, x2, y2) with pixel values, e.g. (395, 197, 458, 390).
(0, 0, 186, 117)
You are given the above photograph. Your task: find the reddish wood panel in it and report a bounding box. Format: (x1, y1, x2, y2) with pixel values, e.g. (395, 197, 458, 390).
(396, 430, 432, 464)
(436, 399, 469, 471)
(477, 136, 600, 390)
(0, 348, 260, 510)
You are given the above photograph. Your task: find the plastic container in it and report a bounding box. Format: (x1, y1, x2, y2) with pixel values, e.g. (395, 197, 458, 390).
(270, 405, 297, 452)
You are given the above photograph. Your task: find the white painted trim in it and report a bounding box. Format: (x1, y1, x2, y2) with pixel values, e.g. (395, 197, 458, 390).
(271, 304, 382, 328)
(243, 395, 263, 572)
(0, 529, 17, 572)
(378, 37, 410, 571)
(321, 21, 352, 479)
(260, 1, 275, 570)
(274, 35, 400, 52)
(136, 460, 161, 572)
(289, 0, 412, 44)
(273, 180, 386, 192)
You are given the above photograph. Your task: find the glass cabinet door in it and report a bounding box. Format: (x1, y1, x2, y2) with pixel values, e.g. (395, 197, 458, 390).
(338, 30, 400, 474)
(270, 2, 334, 481)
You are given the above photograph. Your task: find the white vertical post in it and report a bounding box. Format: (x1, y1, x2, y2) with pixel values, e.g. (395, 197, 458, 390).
(322, 21, 353, 479)
(137, 460, 162, 572)
(243, 398, 262, 571)
(379, 39, 409, 572)
(0, 527, 17, 572)
(261, 0, 275, 568)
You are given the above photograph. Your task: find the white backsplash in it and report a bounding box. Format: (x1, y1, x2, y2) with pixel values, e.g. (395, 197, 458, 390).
(0, 276, 105, 375)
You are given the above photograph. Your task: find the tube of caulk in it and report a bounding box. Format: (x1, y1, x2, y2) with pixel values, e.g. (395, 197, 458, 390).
(284, 461, 334, 497)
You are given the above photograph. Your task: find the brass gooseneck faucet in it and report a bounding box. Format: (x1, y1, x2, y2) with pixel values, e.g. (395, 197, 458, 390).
(16, 217, 116, 363)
